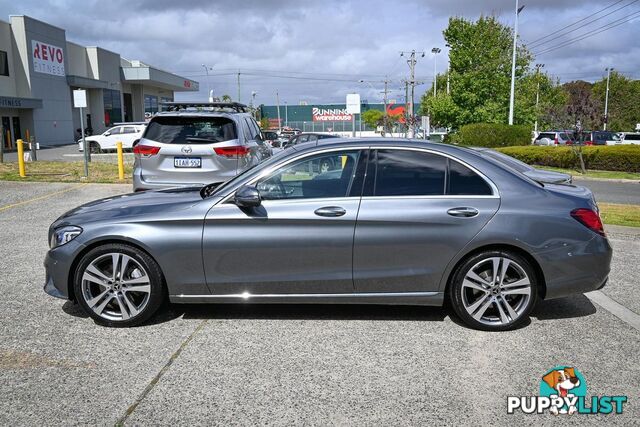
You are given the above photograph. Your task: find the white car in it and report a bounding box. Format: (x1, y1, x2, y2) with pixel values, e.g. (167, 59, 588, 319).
(78, 124, 146, 153)
(621, 132, 640, 145)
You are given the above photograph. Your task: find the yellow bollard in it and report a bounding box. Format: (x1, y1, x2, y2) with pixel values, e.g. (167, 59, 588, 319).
(17, 139, 26, 177)
(116, 141, 124, 180)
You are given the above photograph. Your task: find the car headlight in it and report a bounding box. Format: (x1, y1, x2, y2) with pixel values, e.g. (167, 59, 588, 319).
(50, 226, 82, 248)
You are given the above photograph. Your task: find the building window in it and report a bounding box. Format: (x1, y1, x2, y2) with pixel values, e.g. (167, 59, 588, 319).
(159, 97, 173, 111)
(0, 50, 8, 76)
(144, 95, 158, 114)
(103, 89, 122, 126)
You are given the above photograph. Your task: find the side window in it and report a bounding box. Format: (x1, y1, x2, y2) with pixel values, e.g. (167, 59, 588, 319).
(249, 119, 262, 140)
(123, 126, 136, 134)
(448, 160, 493, 196)
(241, 119, 252, 141)
(108, 127, 122, 135)
(257, 150, 361, 200)
(372, 150, 446, 196)
(307, 135, 318, 143)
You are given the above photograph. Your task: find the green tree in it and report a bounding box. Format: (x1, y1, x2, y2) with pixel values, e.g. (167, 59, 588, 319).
(592, 71, 640, 131)
(259, 117, 270, 129)
(419, 16, 570, 130)
(221, 94, 232, 102)
(361, 109, 384, 128)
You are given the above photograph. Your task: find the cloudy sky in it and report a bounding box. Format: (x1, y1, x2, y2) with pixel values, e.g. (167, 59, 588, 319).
(2, 0, 639, 105)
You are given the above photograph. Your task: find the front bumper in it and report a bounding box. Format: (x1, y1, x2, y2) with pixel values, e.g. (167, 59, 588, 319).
(43, 241, 84, 300)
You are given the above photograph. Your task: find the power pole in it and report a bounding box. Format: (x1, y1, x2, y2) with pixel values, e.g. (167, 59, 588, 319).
(276, 91, 281, 133)
(508, 0, 525, 125)
(237, 71, 241, 103)
(534, 63, 544, 135)
(400, 50, 425, 138)
(604, 67, 613, 130)
(380, 78, 390, 136)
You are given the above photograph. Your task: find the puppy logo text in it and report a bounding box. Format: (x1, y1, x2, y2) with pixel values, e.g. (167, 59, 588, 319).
(507, 366, 627, 415)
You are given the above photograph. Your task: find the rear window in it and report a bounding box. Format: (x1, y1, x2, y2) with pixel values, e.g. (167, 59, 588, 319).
(536, 133, 555, 140)
(625, 134, 640, 141)
(594, 131, 614, 141)
(144, 116, 237, 144)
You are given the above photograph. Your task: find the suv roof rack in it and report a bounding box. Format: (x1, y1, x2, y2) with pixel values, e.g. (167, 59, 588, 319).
(160, 102, 250, 113)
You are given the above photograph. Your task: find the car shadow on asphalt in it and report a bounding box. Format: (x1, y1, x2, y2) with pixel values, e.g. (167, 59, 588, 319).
(61, 294, 597, 328)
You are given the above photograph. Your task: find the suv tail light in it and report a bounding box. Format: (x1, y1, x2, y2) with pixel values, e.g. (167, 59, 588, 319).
(584, 140, 594, 146)
(554, 136, 559, 145)
(133, 145, 160, 156)
(571, 208, 605, 236)
(214, 146, 250, 158)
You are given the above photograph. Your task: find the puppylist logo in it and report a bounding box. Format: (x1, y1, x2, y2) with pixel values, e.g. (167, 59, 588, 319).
(507, 366, 628, 415)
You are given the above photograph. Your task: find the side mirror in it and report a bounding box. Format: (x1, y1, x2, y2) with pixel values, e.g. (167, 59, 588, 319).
(234, 185, 261, 208)
(104, 132, 111, 136)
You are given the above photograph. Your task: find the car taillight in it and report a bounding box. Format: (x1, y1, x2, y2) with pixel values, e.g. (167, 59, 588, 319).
(554, 136, 559, 145)
(584, 140, 594, 146)
(133, 145, 160, 156)
(571, 208, 605, 236)
(214, 146, 250, 158)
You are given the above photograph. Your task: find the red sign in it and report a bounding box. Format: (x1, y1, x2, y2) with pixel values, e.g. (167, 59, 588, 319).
(183, 80, 192, 88)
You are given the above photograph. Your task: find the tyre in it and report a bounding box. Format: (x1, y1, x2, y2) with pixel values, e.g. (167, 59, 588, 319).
(89, 142, 102, 154)
(449, 250, 538, 331)
(73, 243, 166, 327)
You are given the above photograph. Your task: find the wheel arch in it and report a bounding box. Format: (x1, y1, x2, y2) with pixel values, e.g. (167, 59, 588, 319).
(67, 238, 166, 302)
(443, 243, 547, 301)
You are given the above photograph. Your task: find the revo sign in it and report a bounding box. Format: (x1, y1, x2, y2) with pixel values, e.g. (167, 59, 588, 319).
(31, 40, 65, 76)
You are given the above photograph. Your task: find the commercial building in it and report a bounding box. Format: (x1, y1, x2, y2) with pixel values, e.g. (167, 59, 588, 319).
(259, 102, 407, 133)
(0, 15, 199, 148)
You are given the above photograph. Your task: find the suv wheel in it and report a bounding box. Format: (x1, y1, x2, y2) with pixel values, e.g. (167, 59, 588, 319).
(449, 250, 537, 331)
(89, 142, 102, 154)
(74, 243, 166, 327)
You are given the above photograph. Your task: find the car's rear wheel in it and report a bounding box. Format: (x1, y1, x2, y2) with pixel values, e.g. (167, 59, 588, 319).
(73, 243, 166, 327)
(449, 250, 537, 331)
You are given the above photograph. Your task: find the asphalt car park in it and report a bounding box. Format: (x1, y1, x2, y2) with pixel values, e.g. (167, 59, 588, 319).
(1, 181, 639, 425)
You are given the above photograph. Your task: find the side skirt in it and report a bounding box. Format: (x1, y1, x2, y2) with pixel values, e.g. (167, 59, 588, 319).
(169, 291, 444, 306)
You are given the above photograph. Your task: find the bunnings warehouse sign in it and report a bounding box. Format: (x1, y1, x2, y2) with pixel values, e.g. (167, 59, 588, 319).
(312, 107, 352, 121)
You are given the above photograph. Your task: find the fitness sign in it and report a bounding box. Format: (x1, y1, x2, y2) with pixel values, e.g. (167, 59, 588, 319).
(32, 40, 65, 77)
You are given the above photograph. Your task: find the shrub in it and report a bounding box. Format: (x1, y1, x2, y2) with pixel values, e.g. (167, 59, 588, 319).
(453, 123, 531, 147)
(496, 145, 640, 173)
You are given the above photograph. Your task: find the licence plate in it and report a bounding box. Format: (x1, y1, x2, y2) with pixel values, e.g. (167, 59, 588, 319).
(174, 157, 201, 168)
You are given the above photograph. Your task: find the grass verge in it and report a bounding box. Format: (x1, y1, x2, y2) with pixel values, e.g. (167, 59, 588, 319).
(542, 167, 640, 181)
(600, 203, 640, 228)
(0, 161, 132, 184)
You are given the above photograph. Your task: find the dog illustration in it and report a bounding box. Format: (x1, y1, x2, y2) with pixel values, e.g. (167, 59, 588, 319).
(542, 367, 581, 415)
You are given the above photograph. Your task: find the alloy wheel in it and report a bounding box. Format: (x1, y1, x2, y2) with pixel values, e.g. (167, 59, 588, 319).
(460, 256, 532, 326)
(80, 252, 151, 321)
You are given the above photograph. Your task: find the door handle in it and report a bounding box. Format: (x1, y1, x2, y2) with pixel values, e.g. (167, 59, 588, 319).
(314, 206, 347, 217)
(447, 207, 479, 218)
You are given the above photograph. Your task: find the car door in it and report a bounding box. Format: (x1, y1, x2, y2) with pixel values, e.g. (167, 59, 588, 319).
(353, 148, 500, 293)
(120, 126, 138, 148)
(202, 147, 367, 295)
(101, 126, 122, 150)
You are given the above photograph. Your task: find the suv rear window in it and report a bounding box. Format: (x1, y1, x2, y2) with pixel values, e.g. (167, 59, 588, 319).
(144, 116, 237, 144)
(536, 133, 555, 140)
(625, 133, 640, 141)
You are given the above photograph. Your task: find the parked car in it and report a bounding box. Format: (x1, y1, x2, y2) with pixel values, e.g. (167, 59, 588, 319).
(573, 131, 621, 146)
(262, 130, 280, 147)
(283, 132, 340, 149)
(44, 139, 611, 331)
(78, 123, 146, 153)
(471, 147, 572, 184)
(620, 132, 640, 145)
(533, 131, 573, 146)
(132, 102, 270, 192)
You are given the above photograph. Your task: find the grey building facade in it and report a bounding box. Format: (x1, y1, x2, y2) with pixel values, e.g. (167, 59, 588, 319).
(0, 15, 199, 147)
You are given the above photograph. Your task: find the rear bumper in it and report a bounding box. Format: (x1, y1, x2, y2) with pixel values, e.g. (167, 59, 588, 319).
(536, 234, 612, 300)
(132, 166, 235, 192)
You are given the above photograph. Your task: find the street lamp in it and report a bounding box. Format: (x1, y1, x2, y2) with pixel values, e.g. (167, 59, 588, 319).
(508, 0, 525, 125)
(534, 63, 544, 134)
(604, 67, 613, 130)
(431, 47, 441, 97)
(445, 43, 451, 95)
(201, 64, 213, 102)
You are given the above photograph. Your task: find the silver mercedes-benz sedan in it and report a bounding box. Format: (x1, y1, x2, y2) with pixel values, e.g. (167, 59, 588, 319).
(44, 139, 612, 331)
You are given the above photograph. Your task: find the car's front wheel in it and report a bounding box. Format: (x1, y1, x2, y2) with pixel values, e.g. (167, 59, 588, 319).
(73, 243, 166, 327)
(449, 250, 537, 331)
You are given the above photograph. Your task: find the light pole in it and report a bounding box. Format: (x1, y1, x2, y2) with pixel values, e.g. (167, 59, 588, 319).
(431, 47, 441, 97)
(604, 67, 613, 130)
(284, 101, 288, 127)
(445, 43, 451, 95)
(201, 64, 213, 102)
(534, 63, 544, 135)
(508, 0, 525, 125)
(251, 91, 257, 118)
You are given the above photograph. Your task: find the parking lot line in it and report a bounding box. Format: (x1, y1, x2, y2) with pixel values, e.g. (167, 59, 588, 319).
(0, 183, 86, 212)
(115, 319, 209, 426)
(585, 290, 640, 331)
